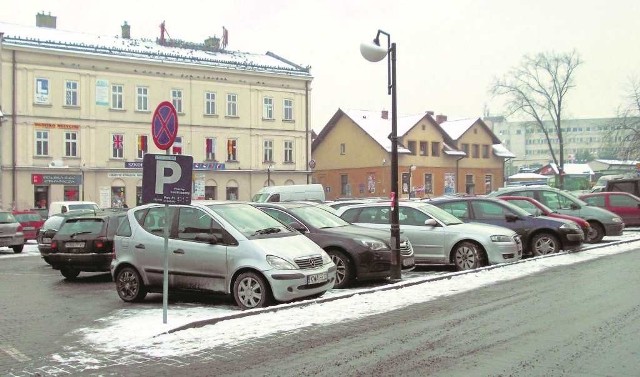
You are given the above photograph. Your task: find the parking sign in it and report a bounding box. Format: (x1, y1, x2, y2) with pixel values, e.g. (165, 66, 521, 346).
(142, 154, 193, 204)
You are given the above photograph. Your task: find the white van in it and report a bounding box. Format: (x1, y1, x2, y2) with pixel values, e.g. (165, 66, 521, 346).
(48, 201, 100, 217)
(252, 184, 325, 203)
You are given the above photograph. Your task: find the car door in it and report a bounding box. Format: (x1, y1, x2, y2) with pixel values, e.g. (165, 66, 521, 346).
(608, 193, 640, 226)
(469, 200, 526, 235)
(169, 206, 229, 293)
(398, 206, 445, 264)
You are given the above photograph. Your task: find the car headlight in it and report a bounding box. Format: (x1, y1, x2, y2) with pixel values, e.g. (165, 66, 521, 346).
(321, 251, 332, 264)
(266, 255, 297, 270)
(560, 223, 580, 230)
(491, 235, 512, 242)
(612, 217, 623, 223)
(356, 238, 390, 251)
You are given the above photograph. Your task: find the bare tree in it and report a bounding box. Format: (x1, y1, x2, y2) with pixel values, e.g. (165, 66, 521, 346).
(604, 77, 640, 160)
(491, 50, 582, 188)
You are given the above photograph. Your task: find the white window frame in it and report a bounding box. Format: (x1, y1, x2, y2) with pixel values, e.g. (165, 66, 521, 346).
(283, 99, 293, 121)
(205, 92, 216, 115)
(263, 97, 274, 119)
(35, 130, 49, 156)
(226, 93, 238, 117)
(284, 140, 294, 163)
(136, 86, 148, 111)
(111, 84, 124, 110)
(263, 139, 274, 162)
(65, 80, 79, 106)
(64, 131, 78, 157)
(171, 89, 183, 113)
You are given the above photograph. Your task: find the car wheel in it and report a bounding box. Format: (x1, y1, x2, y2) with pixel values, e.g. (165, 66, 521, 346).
(115, 266, 147, 302)
(530, 233, 560, 256)
(233, 271, 272, 310)
(327, 249, 352, 289)
(452, 241, 483, 271)
(12, 245, 23, 253)
(586, 222, 605, 243)
(60, 267, 80, 280)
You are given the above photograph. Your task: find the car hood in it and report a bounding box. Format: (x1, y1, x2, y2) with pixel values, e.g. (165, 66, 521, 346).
(454, 221, 518, 236)
(250, 234, 327, 259)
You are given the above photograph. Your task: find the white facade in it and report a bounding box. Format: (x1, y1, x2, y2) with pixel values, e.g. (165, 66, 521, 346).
(0, 19, 313, 209)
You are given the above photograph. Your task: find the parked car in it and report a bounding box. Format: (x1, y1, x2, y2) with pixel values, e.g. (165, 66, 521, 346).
(37, 209, 99, 264)
(604, 177, 640, 197)
(326, 198, 387, 211)
(111, 202, 337, 310)
(48, 201, 100, 218)
(0, 211, 25, 253)
(498, 196, 591, 237)
(48, 211, 127, 279)
(579, 192, 640, 227)
(251, 184, 325, 203)
(428, 196, 584, 256)
(253, 202, 415, 288)
(334, 201, 522, 271)
(488, 185, 624, 243)
(12, 210, 45, 241)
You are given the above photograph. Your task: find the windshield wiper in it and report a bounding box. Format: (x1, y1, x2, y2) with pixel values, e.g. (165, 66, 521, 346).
(70, 231, 93, 238)
(252, 227, 282, 236)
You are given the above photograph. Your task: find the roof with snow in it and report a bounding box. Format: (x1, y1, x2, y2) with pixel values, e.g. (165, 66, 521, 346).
(0, 21, 311, 77)
(341, 110, 426, 153)
(538, 163, 595, 175)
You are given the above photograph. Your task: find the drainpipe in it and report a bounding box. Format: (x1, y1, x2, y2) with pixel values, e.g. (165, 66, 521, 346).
(12, 50, 16, 209)
(456, 156, 465, 193)
(305, 80, 310, 184)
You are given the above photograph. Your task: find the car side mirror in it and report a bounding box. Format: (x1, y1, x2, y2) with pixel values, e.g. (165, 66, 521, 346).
(195, 233, 219, 244)
(424, 218, 437, 227)
(289, 222, 307, 233)
(505, 213, 519, 222)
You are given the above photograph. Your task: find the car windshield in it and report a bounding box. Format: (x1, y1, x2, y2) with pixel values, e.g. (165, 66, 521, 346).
(500, 200, 536, 217)
(0, 212, 17, 223)
(289, 205, 349, 228)
(57, 218, 104, 236)
(251, 193, 270, 202)
(14, 213, 42, 222)
(414, 203, 464, 225)
(68, 204, 100, 211)
(206, 203, 293, 238)
(507, 199, 555, 215)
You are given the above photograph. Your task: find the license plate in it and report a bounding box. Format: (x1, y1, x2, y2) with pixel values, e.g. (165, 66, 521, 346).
(402, 257, 415, 267)
(65, 242, 85, 248)
(24, 226, 35, 231)
(307, 272, 328, 284)
(42, 238, 51, 243)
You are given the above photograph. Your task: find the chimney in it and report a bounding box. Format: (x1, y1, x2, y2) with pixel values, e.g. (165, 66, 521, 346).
(204, 36, 221, 50)
(36, 12, 57, 29)
(121, 21, 131, 39)
(436, 114, 448, 124)
(381, 110, 389, 120)
(426, 110, 435, 116)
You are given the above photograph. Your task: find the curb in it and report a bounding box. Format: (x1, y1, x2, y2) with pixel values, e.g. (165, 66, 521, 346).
(163, 236, 640, 335)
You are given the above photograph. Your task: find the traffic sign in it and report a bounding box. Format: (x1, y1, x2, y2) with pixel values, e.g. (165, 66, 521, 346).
(142, 154, 193, 204)
(151, 101, 178, 150)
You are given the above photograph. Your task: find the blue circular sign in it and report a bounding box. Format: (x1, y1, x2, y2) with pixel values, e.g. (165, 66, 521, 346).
(151, 101, 178, 150)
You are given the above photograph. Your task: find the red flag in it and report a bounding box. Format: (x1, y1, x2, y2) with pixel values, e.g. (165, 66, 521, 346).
(172, 137, 182, 155)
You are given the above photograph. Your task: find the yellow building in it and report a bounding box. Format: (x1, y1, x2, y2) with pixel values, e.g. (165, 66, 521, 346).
(312, 109, 514, 200)
(0, 14, 313, 209)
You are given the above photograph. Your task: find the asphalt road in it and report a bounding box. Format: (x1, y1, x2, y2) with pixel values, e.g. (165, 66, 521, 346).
(2, 241, 639, 376)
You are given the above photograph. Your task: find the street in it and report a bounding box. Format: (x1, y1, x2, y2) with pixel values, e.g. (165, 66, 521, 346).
(1, 238, 639, 376)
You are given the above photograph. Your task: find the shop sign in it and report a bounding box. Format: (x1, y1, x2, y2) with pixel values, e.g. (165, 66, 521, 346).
(31, 174, 82, 185)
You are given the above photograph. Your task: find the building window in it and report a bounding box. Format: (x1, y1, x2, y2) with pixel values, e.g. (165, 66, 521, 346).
(485, 175, 493, 194)
(136, 86, 148, 111)
(35, 130, 49, 156)
(465, 174, 475, 194)
(226, 187, 239, 201)
(472, 144, 480, 158)
(171, 89, 183, 113)
(482, 145, 490, 158)
(407, 140, 417, 155)
(206, 137, 216, 161)
(462, 143, 469, 155)
(420, 141, 428, 156)
(431, 142, 440, 157)
(341, 174, 349, 196)
(263, 140, 274, 162)
(424, 173, 433, 194)
(64, 132, 78, 157)
(227, 139, 237, 161)
(65, 80, 79, 106)
(284, 140, 294, 163)
(112, 133, 124, 159)
(226, 93, 238, 116)
(35, 78, 50, 104)
(172, 136, 183, 155)
(263, 97, 274, 119)
(111, 84, 124, 109)
(137, 135, 148, 159)
(205, 92, 216, 115)
(283, 99, 293, 121)
(340, 143, 346, 155)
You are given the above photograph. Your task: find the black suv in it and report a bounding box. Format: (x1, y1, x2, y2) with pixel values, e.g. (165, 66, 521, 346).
(605, 177, 640, 197)
(47, 211, 127, 279)
(428, 196, 584, 256)
(252, 202, 415, 288)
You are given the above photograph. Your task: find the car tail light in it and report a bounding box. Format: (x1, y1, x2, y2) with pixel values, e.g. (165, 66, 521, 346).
(94, 236, 107, 250)
(50, 240, 58, 251)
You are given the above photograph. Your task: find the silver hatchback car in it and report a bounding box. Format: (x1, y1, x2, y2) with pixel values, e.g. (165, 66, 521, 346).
(111, 202, 336, 309)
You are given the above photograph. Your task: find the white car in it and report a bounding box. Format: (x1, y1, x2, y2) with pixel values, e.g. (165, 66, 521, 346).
(111, 202, 336, 309)
(334, 201, 523, 271)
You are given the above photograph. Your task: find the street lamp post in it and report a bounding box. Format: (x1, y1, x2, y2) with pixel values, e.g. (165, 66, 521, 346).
(361, 30, 401, 280)
(267, 164, 273, 186)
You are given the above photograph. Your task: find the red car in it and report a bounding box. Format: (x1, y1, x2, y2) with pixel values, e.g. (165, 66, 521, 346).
(12, 210, 45, 241)
(579, 192, 640, 227)
(499, 196, 591, 237)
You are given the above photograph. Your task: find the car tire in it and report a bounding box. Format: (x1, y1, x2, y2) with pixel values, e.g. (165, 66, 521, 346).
(12, 245, 23, 253)
(326, 249, 353, 289)
(530, 232, 560, 256)
(60, 267, 80, 280)
(452, 241, 483, 271)
(586, 222, 605, 243)
(115, 266, 147, 302)
(233, 271, 272, 310)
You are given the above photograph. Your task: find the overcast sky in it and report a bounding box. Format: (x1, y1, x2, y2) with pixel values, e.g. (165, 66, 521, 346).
(2, 0, 639, 132)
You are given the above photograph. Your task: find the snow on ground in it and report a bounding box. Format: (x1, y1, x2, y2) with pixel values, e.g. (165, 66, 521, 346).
(67, 235, 640, 359)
